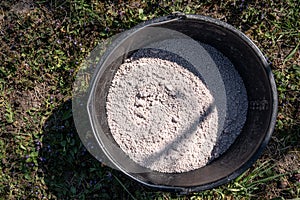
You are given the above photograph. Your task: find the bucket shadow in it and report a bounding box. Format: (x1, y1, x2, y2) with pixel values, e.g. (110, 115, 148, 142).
(39, 99, 154, 199)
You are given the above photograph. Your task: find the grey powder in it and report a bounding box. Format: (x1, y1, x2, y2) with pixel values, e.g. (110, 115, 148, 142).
(106, 40, 248, 173)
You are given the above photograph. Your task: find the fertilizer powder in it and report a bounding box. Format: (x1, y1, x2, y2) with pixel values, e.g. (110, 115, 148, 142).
(106, 41, 248, 173)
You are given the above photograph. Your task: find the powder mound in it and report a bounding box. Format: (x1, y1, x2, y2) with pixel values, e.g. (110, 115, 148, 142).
(106, 56, 220, 173)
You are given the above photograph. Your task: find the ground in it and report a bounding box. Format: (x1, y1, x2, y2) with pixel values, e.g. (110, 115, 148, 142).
(0, 0, 299, 199)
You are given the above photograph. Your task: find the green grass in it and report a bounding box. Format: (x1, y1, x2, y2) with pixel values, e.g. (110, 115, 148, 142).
(0, 0, 299, 199)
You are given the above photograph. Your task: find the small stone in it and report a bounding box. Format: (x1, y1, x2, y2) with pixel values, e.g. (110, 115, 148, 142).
(278, 180, 289, 189)
(134, 98, 145, 107)
(165, 84, 173, 91)
(134, 110, 146, 120)
(171, 116, 179, 123)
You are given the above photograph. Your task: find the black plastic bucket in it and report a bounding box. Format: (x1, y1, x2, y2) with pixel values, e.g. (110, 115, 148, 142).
(73, 14, 278, 193)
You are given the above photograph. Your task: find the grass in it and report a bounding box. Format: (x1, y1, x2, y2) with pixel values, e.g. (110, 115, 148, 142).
(0, 0, 299, 199)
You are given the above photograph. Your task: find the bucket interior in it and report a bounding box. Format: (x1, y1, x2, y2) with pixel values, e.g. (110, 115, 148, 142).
(88, 15, 276, 191)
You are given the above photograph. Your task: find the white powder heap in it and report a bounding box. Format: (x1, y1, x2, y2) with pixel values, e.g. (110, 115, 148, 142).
(106, 41, 248, 173)
(107, 57, 220, 173)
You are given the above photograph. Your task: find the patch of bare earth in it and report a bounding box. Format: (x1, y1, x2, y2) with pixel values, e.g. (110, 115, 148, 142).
(10, 0, 35, 16)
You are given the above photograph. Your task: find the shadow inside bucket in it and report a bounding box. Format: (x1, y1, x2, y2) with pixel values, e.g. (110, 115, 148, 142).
(202, 43, 249, 160)
(130, 48, 206, 85)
